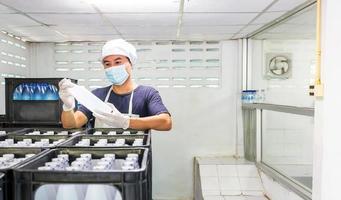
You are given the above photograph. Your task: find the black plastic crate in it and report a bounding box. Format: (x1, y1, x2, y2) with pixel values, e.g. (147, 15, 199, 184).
(5, 78, 77, 126)
(0, 148, 46, 200)
(60, 134, 151, 148)
(14, 147, 150, 200)
(0, 173, 4, 200)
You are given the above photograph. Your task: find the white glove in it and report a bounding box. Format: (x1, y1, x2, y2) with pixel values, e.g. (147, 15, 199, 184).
(58, 78, 76, 111)
(93, 103, 130, 129)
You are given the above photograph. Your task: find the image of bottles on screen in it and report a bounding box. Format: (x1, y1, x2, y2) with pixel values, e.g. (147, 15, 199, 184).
(12, 83, 59, 101)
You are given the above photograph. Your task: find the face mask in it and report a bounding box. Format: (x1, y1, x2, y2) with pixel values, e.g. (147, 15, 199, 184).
(105, 64, 129, 85)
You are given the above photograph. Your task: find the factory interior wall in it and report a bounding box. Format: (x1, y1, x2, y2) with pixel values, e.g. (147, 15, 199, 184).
(28, 40, 240, 199)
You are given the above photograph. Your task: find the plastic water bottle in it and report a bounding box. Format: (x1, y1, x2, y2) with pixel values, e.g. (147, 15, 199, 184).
(44, 84, 53, 100)
(84, 184, 113, 200)
(56, 184, 84, 200)
(13, 84, 23, 100)
(33, 83, 43, 100)
(51, 85, 59, 100)
(35, 185, 58, 200)
(21, 84, 31, 100)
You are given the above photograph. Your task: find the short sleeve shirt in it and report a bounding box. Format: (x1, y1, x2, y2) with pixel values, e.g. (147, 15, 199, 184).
(77, 85, 170, 128)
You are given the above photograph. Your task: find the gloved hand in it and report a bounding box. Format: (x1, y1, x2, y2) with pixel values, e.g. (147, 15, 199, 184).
(58, 78, 76, 111)
(93, 103, 130, 129)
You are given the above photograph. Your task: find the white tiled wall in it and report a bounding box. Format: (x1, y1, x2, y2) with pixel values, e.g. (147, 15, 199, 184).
(0, 30, 29, 114)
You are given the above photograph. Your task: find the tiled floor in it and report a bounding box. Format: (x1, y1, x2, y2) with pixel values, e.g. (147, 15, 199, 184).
(198, 157, 267, 200)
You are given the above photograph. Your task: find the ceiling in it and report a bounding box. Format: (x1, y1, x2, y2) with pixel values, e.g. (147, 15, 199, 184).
(0, 0, 313, 42)
(253, 3, 316, 40)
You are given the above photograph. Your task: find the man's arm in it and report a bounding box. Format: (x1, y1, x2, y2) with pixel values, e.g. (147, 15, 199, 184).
(61, 110, 88, 129)
(129, 113, 172, 131)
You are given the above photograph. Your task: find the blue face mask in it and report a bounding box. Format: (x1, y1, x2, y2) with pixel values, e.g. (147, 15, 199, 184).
(105, 64, 129, 85)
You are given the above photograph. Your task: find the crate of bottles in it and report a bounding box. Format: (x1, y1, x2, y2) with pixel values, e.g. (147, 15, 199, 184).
(61, 133, 151, 148)
(5, 78, 77, 126)
(85, 128, 149, 135)
(0, 129, 80, 148)
(13, 147, 150, 200)
(0, 147, 46, 200)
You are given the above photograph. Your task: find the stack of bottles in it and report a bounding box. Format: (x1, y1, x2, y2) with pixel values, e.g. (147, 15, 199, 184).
(25, 130, 79, 136)
(0, 153, 35, 169)
(37, 153, 139, 171)
(0, 138, 65, 147)
(0, 131, 6, 136)
(241, 89, 266, 103)
(92, 130, 144, 135)
(12, 83, 59, 101)
(74, 138, 143, 147)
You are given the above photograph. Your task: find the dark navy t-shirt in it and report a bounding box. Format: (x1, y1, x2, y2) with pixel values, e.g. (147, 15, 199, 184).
(77, 85, 170, 128)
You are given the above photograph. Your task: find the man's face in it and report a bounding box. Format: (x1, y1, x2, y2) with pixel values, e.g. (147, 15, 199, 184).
(102, 55, 132, 75)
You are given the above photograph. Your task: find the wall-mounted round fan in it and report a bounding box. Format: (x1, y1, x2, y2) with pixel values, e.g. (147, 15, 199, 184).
(268, 56, 290, 76)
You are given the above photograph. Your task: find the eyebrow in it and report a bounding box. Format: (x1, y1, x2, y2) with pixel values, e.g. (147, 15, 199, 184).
(103, 57, 122, 63)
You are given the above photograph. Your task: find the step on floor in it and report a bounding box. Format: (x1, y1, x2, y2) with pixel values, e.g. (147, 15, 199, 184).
(195, 156, 268, 200)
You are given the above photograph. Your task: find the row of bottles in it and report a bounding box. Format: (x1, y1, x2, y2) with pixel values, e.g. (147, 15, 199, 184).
(0, 153, 35, 169)
(75, 138, 143, 147)
(13, 83, 59, 101)
(0, 138, 65, 147)
(26, 130, 80, 136)
(37, 153, 140, 171)
(92, 130, 145, 135)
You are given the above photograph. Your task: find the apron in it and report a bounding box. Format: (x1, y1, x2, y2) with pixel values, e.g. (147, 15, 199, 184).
(94, 85, 139, 128)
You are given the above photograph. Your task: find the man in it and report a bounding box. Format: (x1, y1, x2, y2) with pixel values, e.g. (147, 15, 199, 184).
(59, 39, 172, 131)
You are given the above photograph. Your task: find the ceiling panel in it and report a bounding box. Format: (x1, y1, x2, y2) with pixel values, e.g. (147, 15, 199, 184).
(51, 25, 119, 35)
(0, 0, 96, 13)
(92, 0, 180, 13)
(267, 0, 311, 12)
(181, 25, 243, 35)
(122, 33, 177, 40)
(239, 24, 264, 34)
(0, 14, 40, 27)
(116, 26, 176, 35)
(183, 13, 258, 26)
(0, 4, 15, 13)
(28, 14, 106, 25)
(252, 12, 286, 24)
(104, 13, 178, 26)
(179, 33, 234, 40)
(184, 0, 273, 12)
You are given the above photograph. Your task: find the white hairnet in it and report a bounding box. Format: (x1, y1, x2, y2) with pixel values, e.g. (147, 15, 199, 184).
(101, 39, 137, 65)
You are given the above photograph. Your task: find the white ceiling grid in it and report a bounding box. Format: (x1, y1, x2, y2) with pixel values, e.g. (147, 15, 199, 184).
(0, 0, 313, 42)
